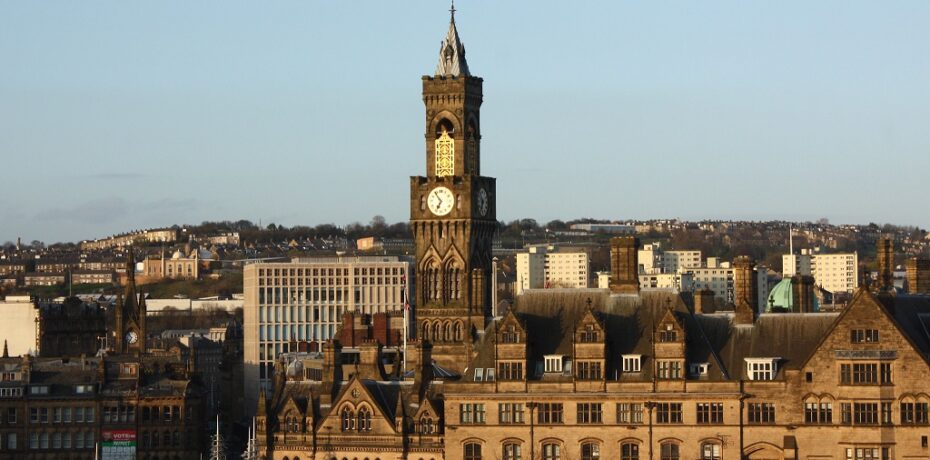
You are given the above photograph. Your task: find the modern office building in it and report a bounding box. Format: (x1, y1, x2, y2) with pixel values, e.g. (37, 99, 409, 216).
(242, 256, 412, 413)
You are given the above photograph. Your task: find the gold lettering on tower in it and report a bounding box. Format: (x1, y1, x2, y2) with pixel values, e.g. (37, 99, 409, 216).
(435, 128, 454, 177)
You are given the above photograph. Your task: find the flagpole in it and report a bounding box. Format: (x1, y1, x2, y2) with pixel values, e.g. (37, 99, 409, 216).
(402, 273, 409, 378)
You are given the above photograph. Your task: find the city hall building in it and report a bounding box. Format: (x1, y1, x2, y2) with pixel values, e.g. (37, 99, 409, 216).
(256, 7, 930, 460)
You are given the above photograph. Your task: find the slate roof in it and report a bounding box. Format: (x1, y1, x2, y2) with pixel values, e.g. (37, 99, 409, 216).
(468, 288, 930, 382)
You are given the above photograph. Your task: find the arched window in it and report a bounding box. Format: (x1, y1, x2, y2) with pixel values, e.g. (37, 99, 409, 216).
(357, 407, 372, 431)
(285, 413, 300, 432)
(464, 442, 482, 460)
(341, 407, 355, 431)
(660, 442, 679, 460)
(421, 322, 430, 341)
(581, 442, 600, 460)
(542, 443, 561, 460)
(454, 321, 464, 342)
(444, 322, 453, 342)
(432, 321, 442, 342)
(419, 415, 434, 434)
(701, 442, 721, 460)
(621, 443, 639, 460)
(152, 431, 159, 448)
(503, 442, 522, 460)
(172, 430, 180, 447)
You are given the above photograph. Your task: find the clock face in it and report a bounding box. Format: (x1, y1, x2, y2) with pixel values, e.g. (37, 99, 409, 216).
(427, 187, 455, 216)
(477, 188, 489, 217)
(126, 331, 138, 345)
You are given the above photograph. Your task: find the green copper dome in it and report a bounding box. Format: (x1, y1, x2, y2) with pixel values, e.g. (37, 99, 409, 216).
(766, 278, 819, 312)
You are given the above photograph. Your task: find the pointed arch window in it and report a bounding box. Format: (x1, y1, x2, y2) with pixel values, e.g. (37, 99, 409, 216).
(341, 407, 355, 432)
(454, 321, 464, 342)
(357, 407, 372, 432)
(285, 413, 300, 433)
(419, 415, 434, 434)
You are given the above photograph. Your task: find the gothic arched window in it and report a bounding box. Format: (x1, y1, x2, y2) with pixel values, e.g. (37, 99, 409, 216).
(285, 413, 300, 433)
(341, 407, 355, 432)
(454, 321, 463, 342)
(357, 407, 372, 432)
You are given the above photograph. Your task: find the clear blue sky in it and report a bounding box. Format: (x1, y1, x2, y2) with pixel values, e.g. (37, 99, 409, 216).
(2, 1, 929, 244)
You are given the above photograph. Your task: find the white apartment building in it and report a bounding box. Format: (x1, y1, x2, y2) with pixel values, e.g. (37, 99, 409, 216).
(811, 252, 858, 294)
(662, 250, 702, 273)
(783, 250, 858, 294)
(783, 251, 813, 277)
(686, 260, 769, 312)
(635, 243, 701, 275)
(638, 243, 662, 274)
(0, 295, 39, 356)
(516, 246, 589, 294)
(597, 272, 695, 292)
(243, 256, 411, 413)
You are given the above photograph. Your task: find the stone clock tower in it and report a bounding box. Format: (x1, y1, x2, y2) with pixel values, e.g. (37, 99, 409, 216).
(410, 6, 496, 373)
(114, 249, 147, 355)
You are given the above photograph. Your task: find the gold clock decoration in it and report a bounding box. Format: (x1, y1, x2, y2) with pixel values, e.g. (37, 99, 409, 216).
(435, 128, 454, 177)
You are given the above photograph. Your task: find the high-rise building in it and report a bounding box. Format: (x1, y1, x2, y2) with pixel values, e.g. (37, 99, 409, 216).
(515, 245, 589, 294)
(811, 252, 858, 294)
(242, 256, 411, 412)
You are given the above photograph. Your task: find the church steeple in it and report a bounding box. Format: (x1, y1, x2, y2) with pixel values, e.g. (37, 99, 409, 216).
(435, 1, 470, 77)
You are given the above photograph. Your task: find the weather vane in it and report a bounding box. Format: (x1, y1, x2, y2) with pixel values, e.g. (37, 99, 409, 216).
(450, 0, 456, 20)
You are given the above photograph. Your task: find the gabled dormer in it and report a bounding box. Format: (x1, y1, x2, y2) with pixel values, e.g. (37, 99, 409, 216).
(573, 307, 606, 387)
(654, 307, 686, 380)
(320, 376, 397, 437)
(494, 311, 527, 390)
(276, 396, 309, 445)
(413, 397, 443, 436)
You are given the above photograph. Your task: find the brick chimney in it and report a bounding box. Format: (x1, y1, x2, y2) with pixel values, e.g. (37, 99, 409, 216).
(694, 288, 716, 314)
(876, 237, 894, 292)
(609, 236, 640, 294)
(791, 275, 815, 313)
(732, 256, 757, 324)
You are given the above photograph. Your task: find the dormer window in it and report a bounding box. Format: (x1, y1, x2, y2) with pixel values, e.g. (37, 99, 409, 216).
(580, 325, 599, 343)
(501, 326, 520, 344)
(622, 354, 642, 373)
(474, 368, 484, 382)
(745, 358, 779, 381)
(544, 355, 564, 373)
(659, 324, 678, 342)
(690, 362, 709, 377)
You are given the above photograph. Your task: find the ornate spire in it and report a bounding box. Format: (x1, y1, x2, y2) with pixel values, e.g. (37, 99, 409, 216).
(435, 1, 470, 77)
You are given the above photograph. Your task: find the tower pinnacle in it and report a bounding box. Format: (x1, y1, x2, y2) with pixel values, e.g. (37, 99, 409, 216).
(435, 2, 470, 77)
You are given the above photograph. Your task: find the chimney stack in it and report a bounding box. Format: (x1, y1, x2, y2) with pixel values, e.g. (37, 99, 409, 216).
(694, 288, 716, 314)
(906, 257, 930, 294)
(609, 236, 640, 295)
(791, 274, 815, 313)
(733, 256, 757, 324)
(876, 237, 894, 292)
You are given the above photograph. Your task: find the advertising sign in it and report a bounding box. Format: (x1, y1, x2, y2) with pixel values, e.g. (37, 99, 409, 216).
(100, 429, 136, 460)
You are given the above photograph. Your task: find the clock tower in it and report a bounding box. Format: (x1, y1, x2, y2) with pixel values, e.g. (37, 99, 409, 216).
(114, 249, 147, 355)
(410, 5, 496, 373)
